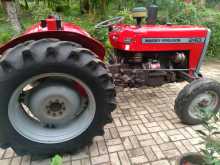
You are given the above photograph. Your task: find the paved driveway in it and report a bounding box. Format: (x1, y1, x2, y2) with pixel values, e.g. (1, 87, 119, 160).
(0, 61, 219, 165)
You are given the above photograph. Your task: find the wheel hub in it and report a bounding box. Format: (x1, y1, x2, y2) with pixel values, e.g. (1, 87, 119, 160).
(29, 82, 81, 126)
(46, 100, 66, 117)
(189, 91, 218, 119)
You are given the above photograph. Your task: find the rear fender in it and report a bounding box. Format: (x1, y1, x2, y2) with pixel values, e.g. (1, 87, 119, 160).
(0, 31, 105, 60)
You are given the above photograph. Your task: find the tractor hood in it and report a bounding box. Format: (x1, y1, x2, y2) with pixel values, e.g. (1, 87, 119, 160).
(109, 24, 208, 51)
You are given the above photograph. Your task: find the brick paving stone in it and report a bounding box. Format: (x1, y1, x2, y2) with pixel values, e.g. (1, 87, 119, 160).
(174, 141, 188, 154)
(164, 121, 175, 130)
(117, 126, 131, 132)
(151, 133, 164, 144)
(114, 118, 122, 127)
(31, 159, 50, 165)
(151, 160, 170, 165)
(11, 157, 22, 165)
(189, 137, 203, 145)
(178, 128, 192, 139)
(131, 155, 148, 164)
(118, 151, 131, 165)
(120, 117, 129, 126)
(94, 136, 105, 142)
(182, 140, 197, 152)
(137, 124, 148, 134)
(89, 142, 99, 157)
(97, 140, 108, 155)
(119, 131, 134, 137)
(110, 127, 120, 139)
(166, 130, 180, 136)
(159, 142, 176, 151)
(158, 132, 170, 142)
(110, 153, 120, 165)
(91, 155, 109, 165)
(140, 139, 156, 147)
(129, 136, 140, 148)
(108, 144, 124, 152)
(147, 126, 162, 133)
(122, 137, 133, 150)
(163, 149, 181, 159)
(151, 145, 165, 159)
(72, 149, 89, 160)
(63, 154, 71, 162)
(3, 148, 14, 159)
(136, 134, 152, 141)
(71, 160, 81, 165)
(145, 122, 158, 128)
(106, 138, 121, 146)
(169, 134, 185, 141)
(144, 147, 157, 161)
(127, 148, 144, 158)
(104, 128, 112, 140)
(0, 159, 11, 165)
(185, 127, 199, 138)
(0, 148, 5, 159)
(21, 156, 31, 165)
(81, 158, 91, 165)
(131, 125, 141, 135)
(158, 121, 169, 131)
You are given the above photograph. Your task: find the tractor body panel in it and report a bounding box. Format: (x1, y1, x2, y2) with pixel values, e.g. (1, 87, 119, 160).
(109, 24, 210, 73)
(0, 18, 105, 60)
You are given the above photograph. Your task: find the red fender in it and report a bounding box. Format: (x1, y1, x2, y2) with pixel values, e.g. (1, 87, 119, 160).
(0, 31, 105, 60)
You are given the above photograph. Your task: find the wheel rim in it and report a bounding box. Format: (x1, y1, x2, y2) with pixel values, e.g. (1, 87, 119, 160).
(188, 91, 219, 119)
(8, 73, 96, 144)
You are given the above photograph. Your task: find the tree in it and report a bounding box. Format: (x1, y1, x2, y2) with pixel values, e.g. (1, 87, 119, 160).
(80, 0, 113, 15)
(80, 0, 90, 14)
(1, 0, 22, 33)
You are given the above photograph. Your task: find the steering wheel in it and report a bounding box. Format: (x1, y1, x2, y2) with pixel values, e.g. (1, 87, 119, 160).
(95, 16, 124, 29)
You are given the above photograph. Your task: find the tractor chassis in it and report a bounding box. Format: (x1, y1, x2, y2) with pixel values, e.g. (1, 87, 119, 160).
(108, 64, 198, 88)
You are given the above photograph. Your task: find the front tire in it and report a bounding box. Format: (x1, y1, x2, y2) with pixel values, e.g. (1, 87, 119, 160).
(0, 39, 116, 156)
(175, 79, 220, 125)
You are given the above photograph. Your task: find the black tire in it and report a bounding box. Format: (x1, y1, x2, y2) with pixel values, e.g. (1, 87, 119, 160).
(175, 78, 220, 125)
(0, 38, 116, 156)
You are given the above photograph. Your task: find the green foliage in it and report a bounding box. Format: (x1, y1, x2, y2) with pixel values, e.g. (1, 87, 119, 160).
(50, 155, 63, 165)
(196, 109, 220, 165)
(29, 3, 53, 21)
(199, 10, 220, 57)
(1, 0, 220, 58)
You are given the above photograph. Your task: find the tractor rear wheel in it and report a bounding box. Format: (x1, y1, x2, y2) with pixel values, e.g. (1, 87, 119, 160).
(0, 39, 116, 156)
(175, 78, 220, 125)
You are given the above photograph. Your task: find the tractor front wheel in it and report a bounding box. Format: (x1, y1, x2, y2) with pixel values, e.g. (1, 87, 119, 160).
(175, 78, 220, 125)
(0, 39, 116, 156)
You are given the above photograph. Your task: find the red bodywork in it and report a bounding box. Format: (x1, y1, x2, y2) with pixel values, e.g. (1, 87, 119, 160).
(109, 24, 209, 73)
(0, 18, 105, 60)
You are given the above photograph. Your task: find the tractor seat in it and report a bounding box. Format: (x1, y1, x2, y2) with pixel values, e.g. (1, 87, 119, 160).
(132, 7, 147, 19)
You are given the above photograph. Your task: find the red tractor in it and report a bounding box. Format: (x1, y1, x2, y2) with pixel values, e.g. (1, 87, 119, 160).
(0, 5, 219, 156)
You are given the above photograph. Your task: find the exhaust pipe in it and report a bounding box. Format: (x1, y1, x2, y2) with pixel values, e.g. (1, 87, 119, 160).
(147, 4, 158, 25)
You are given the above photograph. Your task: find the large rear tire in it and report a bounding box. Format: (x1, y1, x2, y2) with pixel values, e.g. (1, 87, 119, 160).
(0, 39, 116, 156)
(175, 78, 220, 125)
